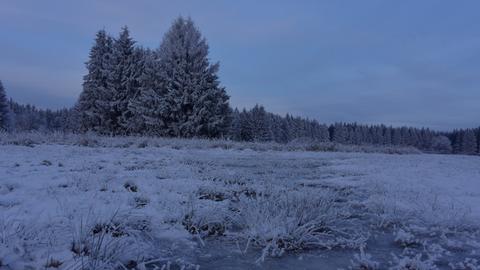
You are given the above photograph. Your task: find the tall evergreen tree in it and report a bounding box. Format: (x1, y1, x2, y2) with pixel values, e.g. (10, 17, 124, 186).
(158, 17, 231, 138)
(391, 128, 402, 145)
(461, 129, 478, 155)
(249, 105, 272, 142)
(111, 26, 140, 134)
(383, 126, 392, 145)
(239, 109, 254, 141)
(477, 127, 480, 154)
(228, 108, 242, 141)
(451, 130, 463, 154)
(331, 123, 347, 143)
(128, 48, 170, 135)
(0, 80, 9, 130)
(77, 30, 114, 133)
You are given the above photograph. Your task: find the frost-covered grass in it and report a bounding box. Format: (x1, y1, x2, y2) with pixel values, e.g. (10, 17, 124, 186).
(232, 189, 366, 262)
(0, 131, 421, 155)
(0, 138, 479, 269)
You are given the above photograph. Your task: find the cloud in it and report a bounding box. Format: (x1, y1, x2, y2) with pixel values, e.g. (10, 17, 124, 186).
(0, 0, 479, 129)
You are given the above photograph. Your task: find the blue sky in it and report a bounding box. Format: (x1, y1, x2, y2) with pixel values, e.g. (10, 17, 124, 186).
(1, 0, 479, 130)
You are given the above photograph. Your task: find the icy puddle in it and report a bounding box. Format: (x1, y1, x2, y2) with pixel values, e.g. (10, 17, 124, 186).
(144, 228, 480, 269)
(148, 230, 480, 269)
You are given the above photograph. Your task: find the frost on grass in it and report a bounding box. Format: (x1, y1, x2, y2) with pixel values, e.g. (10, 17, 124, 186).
(394, 228, 423, 248)
(181, 194, 230, 240)
(367, 180, 472, 230)
(65, 208, 155, 269)
(0, 140, 479, 269)
(0, 131, 422, 155)
(449, 258, 480, 270)
(389, 252, 439, 270)
(349, 246, 380, 270)
(232, 188, 367, 262)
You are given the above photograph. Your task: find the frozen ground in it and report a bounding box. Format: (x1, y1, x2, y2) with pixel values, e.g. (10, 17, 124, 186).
(0, 142, 479, 269)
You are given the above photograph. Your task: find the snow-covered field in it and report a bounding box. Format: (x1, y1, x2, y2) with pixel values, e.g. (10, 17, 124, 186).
(1, 141, 479, 269)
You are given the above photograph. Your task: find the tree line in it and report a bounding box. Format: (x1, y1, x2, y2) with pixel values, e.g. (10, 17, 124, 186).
(0, 17, 478, 155)
(0, 79, 478, 155)
(228, 104, 479, 155)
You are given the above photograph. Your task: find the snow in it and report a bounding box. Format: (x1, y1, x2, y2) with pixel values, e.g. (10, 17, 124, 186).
(0, 141, 479, 269)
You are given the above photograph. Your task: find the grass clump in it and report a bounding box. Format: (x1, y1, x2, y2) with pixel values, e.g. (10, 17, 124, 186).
(233, 189, 367, 261)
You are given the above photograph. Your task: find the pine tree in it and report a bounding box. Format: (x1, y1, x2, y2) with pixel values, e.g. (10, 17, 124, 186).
(128, 48, 170, 135)
(383, 126, 392, 145)
(391, 128, 401, 145)
(158, 17, 231, 138)
(228, 108, 242, 141)
(318, 124, 330, 142)
(249, 105, 272, 142)
(452, 130, 463, 154)
(461, 129, 477, 155)
(0, 80, 9, 130)
(111, 26, 140, 134)
(371, 126, 383, 144)
(77, 30, 114, 133)
(477, 127, 480, 154)
(239, 109, 254, 141)
(331, 123, 347, 144)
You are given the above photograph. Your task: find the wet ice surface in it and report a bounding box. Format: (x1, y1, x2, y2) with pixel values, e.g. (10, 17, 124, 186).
(0, 144, 479, 269)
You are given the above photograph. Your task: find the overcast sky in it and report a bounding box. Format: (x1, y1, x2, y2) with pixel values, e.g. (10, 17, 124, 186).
(1, 0, 479, 130)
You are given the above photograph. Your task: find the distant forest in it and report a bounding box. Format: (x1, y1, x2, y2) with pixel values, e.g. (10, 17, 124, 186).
(0, 17, 478, 155)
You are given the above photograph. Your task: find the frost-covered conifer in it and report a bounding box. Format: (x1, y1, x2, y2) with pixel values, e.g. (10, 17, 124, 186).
(0, 80, 9, 130)
(128, 48, 171, 135)
(77, 30, 114, 133)
(383, 126, 392, 145)
(228, 108, 242, 141)
(451, 130, 463, 154)
(238, 109, 254, 141)
(111, 26, 140, 134)
(158, 17, 231, 138)
(461, 129, 478, 155)
(477, 127, 480, 154)
(249, 105, 272, 142)
(318, 124, 330, 142)
(331, 123, 347, 144)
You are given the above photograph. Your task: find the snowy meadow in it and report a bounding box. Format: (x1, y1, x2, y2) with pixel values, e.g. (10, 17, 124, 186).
(1, 3, 480, 270)
(0, 134, 479, 269)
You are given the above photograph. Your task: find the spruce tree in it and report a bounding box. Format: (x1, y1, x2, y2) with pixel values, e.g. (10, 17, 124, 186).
(77, 30, 114, 133)
(228, 108, 242, 141)
(452, 130, 463, 154)
(332, 123, 347, 144)
(239, 109, 254, 141)
(391, 128, 401, 145)
(461, 129, 478, 155)
(128, 48, 170, 135)
(249, 105, 272, 142)
(158, 17, 231, 138)
(383, 127, 393, 145)
(111, 26, 140, 134)
(0, 80, 9, 130)
(318, 124, 330, 142)
(477, 127, 480, 154)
